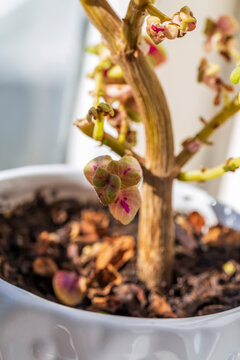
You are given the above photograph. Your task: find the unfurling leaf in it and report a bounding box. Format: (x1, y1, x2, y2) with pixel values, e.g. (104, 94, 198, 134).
(107, 156, 142, 189)
(84, 155, 112, 185)
(93, 167, 110, 188)
(109, 187, 141, 225)
(95, 174, 121, 205)
(230, 65, 240, 85)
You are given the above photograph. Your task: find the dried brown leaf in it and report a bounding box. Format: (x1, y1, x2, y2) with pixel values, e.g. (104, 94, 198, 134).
(33, 257, 58, 277)
(89, 295, 121, 313)
(96, 235, 135, 270)
(81, 209, 110, 235)
(187, 211, 205, 235)
(88, 264, 122, 298)
(202, 226, 240, 246)
(113, 283, 147, 312)
(148, 293, 177, 318)
(175, 215, 198, 250)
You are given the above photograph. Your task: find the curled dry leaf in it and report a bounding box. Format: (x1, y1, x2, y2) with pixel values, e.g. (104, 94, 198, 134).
(33, 257, 58, 277)
(113, 283, 147, 316)
(78, 242, 102, 267)
(70, 219, 98, 244)
(187, 211, 205, 235)
(201, 226, 240, 247)
(89, 295, 121, 314)
(88, 264, 122, 298)
(34, 231, 60, 255)
(148, 293, 177, 318)
(68, 221, 81, 241)
(96, 235, 135, 270)
(52, 271, 86, 306)
(81, 209, 110, 235)
(175, 215, 198, 250)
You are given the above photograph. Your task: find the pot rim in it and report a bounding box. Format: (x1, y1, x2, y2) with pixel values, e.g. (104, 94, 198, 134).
(0, 163, 239, 328)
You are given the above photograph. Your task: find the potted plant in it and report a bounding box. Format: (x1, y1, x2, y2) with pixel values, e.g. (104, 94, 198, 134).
(1, 1, 240, 359)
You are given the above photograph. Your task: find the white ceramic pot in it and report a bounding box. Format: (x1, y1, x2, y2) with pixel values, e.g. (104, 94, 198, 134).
(0, 165, 240, 360)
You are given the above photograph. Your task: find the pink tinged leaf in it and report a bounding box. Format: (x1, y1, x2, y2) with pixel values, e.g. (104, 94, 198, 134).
(109, 187, 141, 225)
(84, 155, 112, 185)
(52, 271, 85, 306)
(217, 15, 238, 35)
(107, 156, 142, 189)
(139, 37, 167, 67)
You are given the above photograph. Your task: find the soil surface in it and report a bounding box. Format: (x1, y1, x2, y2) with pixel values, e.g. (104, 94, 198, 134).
(1, 195, 240, 318)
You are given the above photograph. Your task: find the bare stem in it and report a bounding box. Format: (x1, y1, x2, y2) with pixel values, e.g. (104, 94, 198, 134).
(178, 157, 240, 181)
(78, 0, 122, 51)
(74, 119, 143, 162)
(146, 4, 171, 22)
(123, 0, 150, 50)
(175, 96, 240, 169)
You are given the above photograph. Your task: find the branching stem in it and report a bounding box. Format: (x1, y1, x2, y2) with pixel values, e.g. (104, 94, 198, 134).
(75, 119, 144, 163)
(123, 0, 150, 50)
(178, 157, 240, 181)
(175, 96, 240, 169)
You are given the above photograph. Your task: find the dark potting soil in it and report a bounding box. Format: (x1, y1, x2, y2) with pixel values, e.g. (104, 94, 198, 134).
(0, 195, 240, 318)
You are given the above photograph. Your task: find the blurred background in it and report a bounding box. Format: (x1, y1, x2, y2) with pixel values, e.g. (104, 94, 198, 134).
(1, 0, 240, 211)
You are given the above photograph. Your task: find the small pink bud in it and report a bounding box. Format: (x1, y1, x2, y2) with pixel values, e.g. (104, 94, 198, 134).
(217, 15, 238, 35)
(186, 138, 202, 153)
(139, 37, 167, 67)
(52, 271, 85, 306)
(164, 22, 179, 40)
(146, 17, 165, 44)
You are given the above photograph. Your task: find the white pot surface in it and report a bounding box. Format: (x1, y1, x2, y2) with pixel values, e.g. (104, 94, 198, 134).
(0, 164, 239, 360)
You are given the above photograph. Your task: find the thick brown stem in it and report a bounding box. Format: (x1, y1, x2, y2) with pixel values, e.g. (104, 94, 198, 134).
(138, 177, 174, 290)
(116, 51, 175, 289)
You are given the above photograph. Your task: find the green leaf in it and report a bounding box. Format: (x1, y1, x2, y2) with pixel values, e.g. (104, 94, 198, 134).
(95, 174, 121, 205)
(84, 155, 112, 185)
(93, 167, 110, 188)
(230, 65, 240, 84)
(109, 187, 141, 225)
(107, 156, 142, 189)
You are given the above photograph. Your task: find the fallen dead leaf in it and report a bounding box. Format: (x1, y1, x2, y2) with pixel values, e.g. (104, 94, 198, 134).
(148, 293, 177, 318)
(202, 226, 240, 247)
(96, 236, 135, 270)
